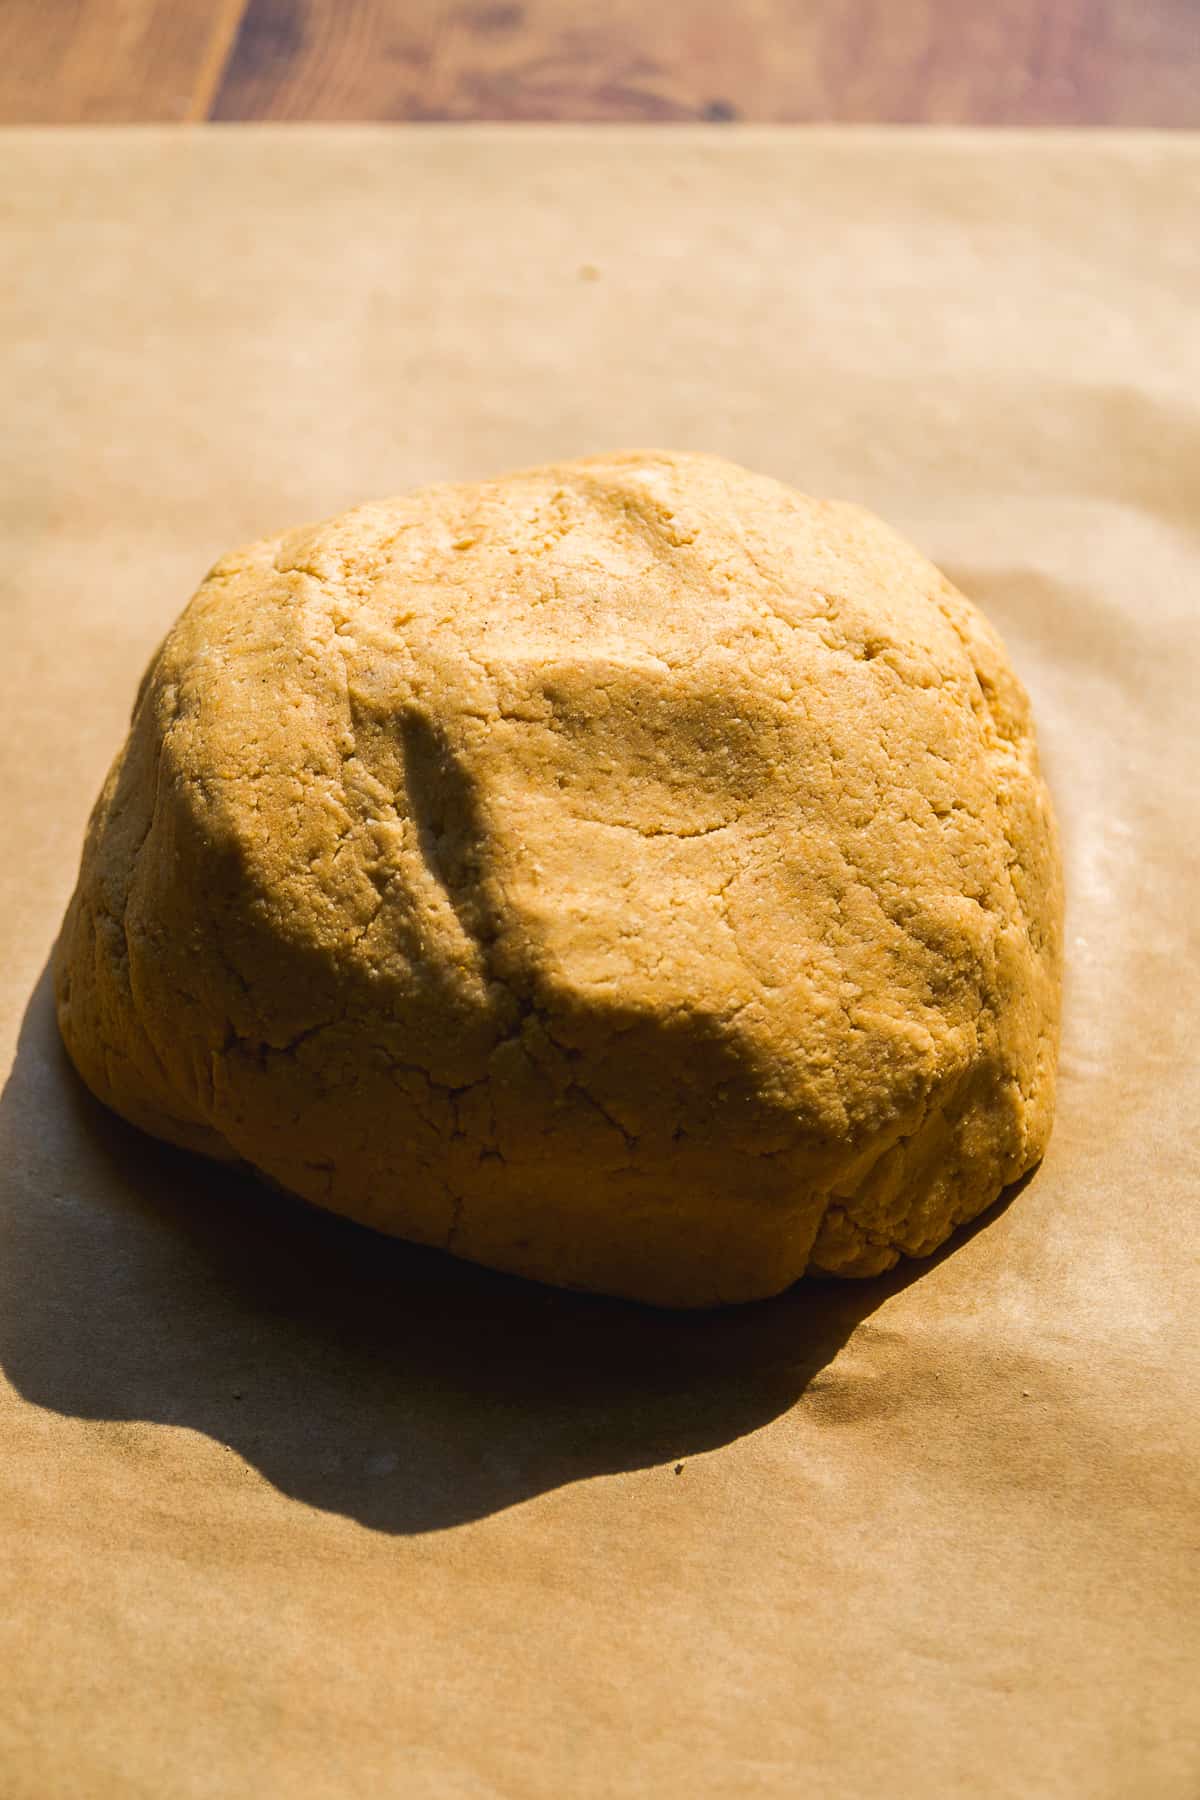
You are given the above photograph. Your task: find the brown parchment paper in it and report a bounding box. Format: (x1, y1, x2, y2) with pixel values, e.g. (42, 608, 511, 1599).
(1, 127, 1197, 1799)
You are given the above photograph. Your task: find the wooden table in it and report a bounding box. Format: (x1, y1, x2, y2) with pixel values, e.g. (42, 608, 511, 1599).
(3, 0, 1199, 125)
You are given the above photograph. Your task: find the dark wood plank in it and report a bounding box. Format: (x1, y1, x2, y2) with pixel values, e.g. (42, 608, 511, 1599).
(0, 0, 247, 124)
(211, 0, 1200, 125)
(3, 0, 1198, 125)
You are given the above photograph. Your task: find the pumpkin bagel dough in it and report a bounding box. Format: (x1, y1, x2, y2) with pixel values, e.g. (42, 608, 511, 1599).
(55, 453, 1062, 1307)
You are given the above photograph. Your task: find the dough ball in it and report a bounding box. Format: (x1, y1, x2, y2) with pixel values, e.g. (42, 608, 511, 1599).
(55, 453, 1063, 1307)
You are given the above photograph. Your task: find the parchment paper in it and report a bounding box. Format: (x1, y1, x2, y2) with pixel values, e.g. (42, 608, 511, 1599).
(1, 127, 1197, 1799)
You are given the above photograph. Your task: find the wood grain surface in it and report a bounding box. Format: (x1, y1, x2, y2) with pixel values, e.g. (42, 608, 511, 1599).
(3, 0, 1200, 125)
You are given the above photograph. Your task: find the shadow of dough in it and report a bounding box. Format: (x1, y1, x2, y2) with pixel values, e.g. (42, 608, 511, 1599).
(0, 960, 1021, 1536)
